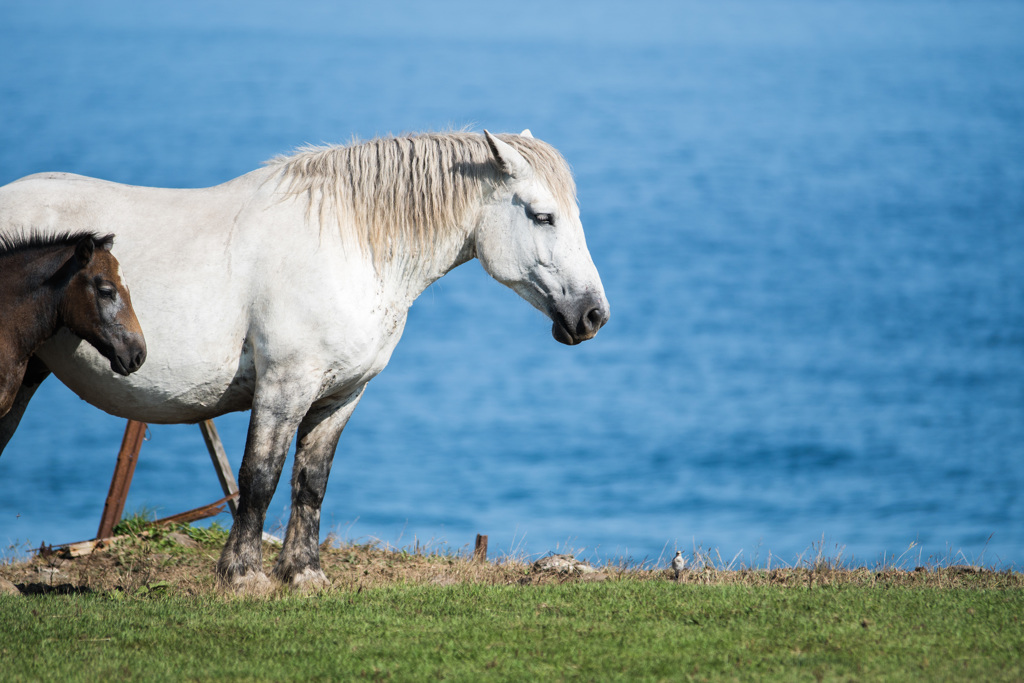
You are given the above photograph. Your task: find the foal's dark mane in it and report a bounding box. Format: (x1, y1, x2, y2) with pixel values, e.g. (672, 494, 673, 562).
(0, 231, 114, 258)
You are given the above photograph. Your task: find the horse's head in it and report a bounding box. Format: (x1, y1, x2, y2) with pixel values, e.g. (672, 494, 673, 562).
(475, 130, 609, 345)
(61, 234, 147, 375)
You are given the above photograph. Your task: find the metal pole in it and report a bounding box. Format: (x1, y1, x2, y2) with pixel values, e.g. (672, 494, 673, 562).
(96, 420, 147, 539)
(199, 419, 239, 517)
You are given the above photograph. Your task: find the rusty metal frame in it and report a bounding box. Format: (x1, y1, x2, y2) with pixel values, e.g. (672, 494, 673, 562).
(94, 419, 239, 541)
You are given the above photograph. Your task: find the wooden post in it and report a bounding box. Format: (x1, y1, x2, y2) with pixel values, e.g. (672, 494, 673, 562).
(96, 420, 147, 539)
(474, 534, 488, 562)
(199, 419, 239, 517)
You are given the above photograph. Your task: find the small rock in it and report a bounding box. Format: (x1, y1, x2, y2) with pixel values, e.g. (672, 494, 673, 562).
(532, 554, 597, 574)
(166, 532, 200, 549)
(0, 577, 21, 596)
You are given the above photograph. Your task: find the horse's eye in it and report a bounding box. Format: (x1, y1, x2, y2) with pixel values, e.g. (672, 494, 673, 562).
(97, 284, 117, 300)
(533, 213, 555, 226)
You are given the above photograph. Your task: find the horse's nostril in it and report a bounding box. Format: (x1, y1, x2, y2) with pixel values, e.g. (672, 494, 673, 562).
(585, 306, 607, 332)
(577, 306, 605, 336)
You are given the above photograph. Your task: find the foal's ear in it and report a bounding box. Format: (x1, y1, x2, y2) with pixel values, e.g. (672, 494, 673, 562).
(95, 233, 116, 252)
(484, 130, 532, 180)
(73, 236, 96, 266)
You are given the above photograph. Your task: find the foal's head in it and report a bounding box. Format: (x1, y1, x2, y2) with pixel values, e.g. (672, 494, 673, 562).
(59, 234, 147, 376)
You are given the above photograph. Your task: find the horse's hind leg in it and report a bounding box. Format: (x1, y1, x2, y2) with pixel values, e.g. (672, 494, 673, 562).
(217, 380, 317, 594)
(273, 390, 363, 590)
(0, 357, 49, 455)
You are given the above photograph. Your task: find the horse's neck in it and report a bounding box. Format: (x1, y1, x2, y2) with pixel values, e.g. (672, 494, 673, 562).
(377, 215, 477, 308)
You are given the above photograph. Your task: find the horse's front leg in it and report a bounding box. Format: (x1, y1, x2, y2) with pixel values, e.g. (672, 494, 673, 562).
(273, 389, 363, 590)
(217, 379, 318, 593)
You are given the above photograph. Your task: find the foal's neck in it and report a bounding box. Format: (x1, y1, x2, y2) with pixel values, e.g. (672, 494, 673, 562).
(0, 251, 69, 359)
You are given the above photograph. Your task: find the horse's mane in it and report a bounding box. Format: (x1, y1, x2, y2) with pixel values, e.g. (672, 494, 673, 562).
(0, 231, 114, 258)
(265, 131, 577, 267)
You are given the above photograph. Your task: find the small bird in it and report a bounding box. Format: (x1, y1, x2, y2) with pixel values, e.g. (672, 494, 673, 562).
(671, 550, 685, 578)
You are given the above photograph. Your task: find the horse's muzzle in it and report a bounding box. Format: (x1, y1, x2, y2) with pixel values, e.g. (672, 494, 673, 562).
(551, 298, 610, 345)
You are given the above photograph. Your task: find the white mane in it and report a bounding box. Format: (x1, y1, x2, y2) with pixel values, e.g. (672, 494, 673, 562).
(266, 131, 578, 267)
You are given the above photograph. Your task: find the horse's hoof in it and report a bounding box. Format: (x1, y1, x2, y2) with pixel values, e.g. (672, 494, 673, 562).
(221, 571, 275, 596)
(290, 568, 332, 593)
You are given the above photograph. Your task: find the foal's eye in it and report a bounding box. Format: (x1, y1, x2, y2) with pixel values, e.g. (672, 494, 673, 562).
(533, 213, 555, 226)
(97, 284, 117, 300)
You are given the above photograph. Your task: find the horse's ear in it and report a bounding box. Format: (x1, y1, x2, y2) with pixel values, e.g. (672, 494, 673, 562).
(484, 130, 532, 180)
(520, 129, 533, 138)
(74, 236, 96, 266)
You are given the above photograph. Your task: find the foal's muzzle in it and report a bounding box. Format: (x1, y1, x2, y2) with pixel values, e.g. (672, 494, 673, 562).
(108, 330, 147, 376)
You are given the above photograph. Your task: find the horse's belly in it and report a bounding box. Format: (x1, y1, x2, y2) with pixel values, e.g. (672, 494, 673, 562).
(37, 330, 256, 424)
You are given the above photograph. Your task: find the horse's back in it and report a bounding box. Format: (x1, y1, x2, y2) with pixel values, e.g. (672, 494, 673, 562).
(3, 170, 169, 202)
(0, 170, 277, 285)
(10, 171, 92, 183)
(1, 171, 255, 231)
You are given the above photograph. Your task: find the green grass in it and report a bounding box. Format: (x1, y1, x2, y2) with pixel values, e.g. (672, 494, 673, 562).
(2, 581, 1021, 681)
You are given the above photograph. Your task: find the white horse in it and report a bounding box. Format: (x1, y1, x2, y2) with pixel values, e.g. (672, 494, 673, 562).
(0, 130, 609, 590)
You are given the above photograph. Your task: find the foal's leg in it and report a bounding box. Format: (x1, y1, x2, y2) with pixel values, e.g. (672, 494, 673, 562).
(217, 380, 317, 593)
(0, 357, 45, 454)
(273, 390, 363, 589)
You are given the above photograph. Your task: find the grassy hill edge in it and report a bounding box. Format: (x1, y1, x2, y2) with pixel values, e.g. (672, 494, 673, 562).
(2, 521, 1022, 596)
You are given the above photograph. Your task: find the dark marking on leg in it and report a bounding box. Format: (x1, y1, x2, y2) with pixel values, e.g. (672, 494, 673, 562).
(217, 386, 314, 590)
(273, 393, 362, 588)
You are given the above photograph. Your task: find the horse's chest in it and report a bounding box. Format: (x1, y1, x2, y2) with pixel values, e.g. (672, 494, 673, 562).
(298, 301, 408, 400)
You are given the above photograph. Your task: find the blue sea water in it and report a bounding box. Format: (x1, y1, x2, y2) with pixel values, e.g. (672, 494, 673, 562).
(1, 0, 1022, 568)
